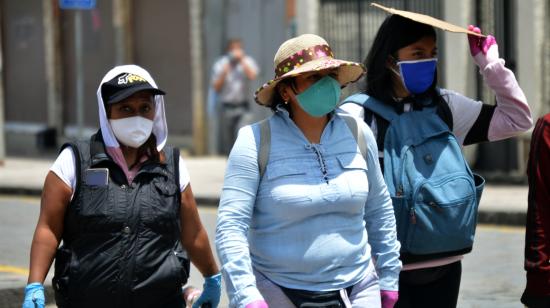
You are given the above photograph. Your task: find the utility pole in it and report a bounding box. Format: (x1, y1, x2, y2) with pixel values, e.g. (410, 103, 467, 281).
(59, 0, 96, 138)
(0, 4, 6, 165)
(113, 0, 132, 65)
(190, 0, 206, 155)
(44, 0, 64, 140)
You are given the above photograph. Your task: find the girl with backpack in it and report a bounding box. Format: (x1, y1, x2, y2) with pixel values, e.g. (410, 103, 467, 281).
(216, 34, 402, 308)
(340, 15, 532, 308)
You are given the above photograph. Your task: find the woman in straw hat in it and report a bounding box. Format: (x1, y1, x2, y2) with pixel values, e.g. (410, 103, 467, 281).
(216, 34, 401, 308)
(340, 14, 532, 308)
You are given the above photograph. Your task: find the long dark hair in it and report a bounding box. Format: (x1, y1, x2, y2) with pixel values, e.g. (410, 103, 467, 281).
(364, 15, 438, 103)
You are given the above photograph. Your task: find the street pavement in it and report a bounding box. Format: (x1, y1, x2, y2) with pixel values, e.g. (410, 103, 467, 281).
(0, 196, 526, 307)
(0, 156, 531, 307)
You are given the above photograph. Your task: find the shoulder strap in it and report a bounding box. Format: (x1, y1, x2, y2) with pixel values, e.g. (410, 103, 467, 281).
(363, 109, 389, 153)
(257, 115, 368, 178)
(342, 93, 370, 107)
(173, 147, 181, 194)
(362, 97, 398, 122)
(340, 114, 367, 161)
(258, 119, 271, 179)
(436, 99, 454, 131)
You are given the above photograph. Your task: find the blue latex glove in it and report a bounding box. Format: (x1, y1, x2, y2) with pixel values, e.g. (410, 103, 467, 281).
(192, 273, 222, 308)
(22, 283, 45, 308)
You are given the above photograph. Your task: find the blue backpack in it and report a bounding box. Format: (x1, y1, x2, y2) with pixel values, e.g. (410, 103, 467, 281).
(343, 93, 485, 259)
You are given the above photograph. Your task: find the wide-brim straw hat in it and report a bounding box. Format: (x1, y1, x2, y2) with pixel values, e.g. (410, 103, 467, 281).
(255, 34, 365, 106)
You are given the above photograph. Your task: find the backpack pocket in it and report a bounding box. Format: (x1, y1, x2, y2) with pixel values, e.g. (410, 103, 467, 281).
(405, 173, 478, 254)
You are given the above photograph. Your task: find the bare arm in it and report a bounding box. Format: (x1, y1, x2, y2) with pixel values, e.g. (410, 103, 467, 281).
(180, 184, 219, 277)
(240, 57, 257, 80)
(27, 172, 72, 283)
(212, 63, 231, 93)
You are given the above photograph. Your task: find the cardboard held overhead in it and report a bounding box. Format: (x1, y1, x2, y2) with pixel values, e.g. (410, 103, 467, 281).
(371, 3, 485, 37)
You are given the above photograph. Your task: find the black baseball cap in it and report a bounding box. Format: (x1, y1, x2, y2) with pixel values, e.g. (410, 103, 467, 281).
(101, 72, 165, 104)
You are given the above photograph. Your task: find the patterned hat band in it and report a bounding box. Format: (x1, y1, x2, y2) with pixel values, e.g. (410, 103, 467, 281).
(275, 44, 335, 78)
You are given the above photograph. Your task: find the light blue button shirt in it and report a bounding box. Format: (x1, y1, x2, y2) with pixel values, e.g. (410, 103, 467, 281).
(215, 107, 401, 307)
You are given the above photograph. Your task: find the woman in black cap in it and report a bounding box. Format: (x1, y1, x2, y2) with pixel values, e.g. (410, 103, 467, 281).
(23, 65, 221, 308)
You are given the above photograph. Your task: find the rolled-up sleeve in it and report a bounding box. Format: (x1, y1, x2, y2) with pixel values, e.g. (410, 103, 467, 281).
(215, 125, 264, 307)
(361, 122, 402, 291)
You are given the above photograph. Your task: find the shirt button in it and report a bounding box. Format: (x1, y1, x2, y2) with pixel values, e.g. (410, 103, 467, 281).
(121, 184, 127, 189)
(123, 226, 131, 234)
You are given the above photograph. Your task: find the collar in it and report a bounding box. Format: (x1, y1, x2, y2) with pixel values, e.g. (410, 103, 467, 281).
(89, 130, 112, 167)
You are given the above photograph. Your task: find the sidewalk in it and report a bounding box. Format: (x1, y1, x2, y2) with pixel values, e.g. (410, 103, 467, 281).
(0, 156, 529, 225)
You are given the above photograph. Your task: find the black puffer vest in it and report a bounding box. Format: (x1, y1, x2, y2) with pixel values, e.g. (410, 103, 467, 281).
(52, 131, 190, 308)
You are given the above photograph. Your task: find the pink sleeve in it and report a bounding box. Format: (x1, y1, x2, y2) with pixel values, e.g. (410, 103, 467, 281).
(473, 47, 533, 141)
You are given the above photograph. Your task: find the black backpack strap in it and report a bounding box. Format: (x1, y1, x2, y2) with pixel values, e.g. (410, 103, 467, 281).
(173, 147, 181, 195)
(363, 107, 387, 173)
(436, 99, 454, 131)
(435, 89, 454, 131)
(364, 107, 388, 153)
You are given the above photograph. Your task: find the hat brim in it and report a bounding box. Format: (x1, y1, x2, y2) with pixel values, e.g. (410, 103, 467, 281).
(371, 3, 485, 37)
(255, 57, 365, 106)
(107, 84, 166, 105)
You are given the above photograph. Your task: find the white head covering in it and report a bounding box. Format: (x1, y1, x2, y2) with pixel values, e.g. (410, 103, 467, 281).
(96, 64, 168, 151)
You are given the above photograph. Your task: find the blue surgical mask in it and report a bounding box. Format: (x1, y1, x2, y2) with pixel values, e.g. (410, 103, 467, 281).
(295, 76, 341, 117)
(395, 58, 438, 94)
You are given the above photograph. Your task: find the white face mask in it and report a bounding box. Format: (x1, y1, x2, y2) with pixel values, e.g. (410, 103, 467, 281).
(109, 116, 154, 148)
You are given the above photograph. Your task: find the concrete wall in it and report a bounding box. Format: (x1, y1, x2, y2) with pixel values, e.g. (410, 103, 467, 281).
(441, 0, 476, 98)
(516, 0, 546, 119)
(296, 0, 319, 35)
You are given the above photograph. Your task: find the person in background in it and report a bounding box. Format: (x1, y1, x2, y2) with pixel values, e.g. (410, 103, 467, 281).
(216, 34, 401, 308)
(211, 38, 259, 155)
(521, 113, 550, 308)
(22, 65, 221, 308)
(339, 14, 532, 308)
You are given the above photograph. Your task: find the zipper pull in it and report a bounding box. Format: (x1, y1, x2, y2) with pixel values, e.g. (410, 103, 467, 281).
(396, 184, 403, 197)
(410, 207, 417, 224)
(429, 201, 442, 212)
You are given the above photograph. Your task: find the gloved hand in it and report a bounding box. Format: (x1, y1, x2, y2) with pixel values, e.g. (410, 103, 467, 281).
(467, 25, 497, 56)
(192, 273, 222, 308)
(245, 299, 269, 308)
(467, 25, 499, 69)
(380, 290, 399, 308)
(22, 282, 45, 308)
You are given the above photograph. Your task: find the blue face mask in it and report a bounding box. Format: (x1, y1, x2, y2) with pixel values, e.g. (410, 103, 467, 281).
(396, 58, 438, 94)
(295, 76, 341, 117)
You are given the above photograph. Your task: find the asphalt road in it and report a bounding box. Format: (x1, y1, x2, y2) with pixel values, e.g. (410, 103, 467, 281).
(0, 196, 526, 307)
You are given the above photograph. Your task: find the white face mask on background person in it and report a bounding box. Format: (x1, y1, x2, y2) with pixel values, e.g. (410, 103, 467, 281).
(109, 116, 154, 148)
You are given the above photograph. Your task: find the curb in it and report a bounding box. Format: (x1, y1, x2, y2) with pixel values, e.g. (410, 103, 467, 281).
(0, 188, 526, 226)
(0, 187, 42, 197)
(477, 210, 526, 227)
